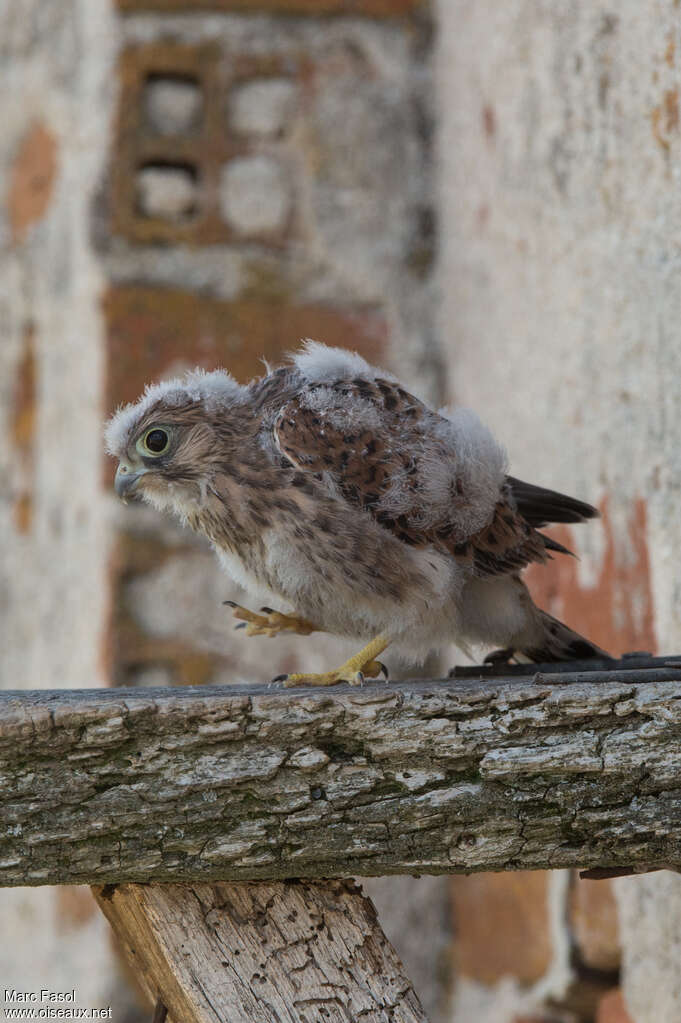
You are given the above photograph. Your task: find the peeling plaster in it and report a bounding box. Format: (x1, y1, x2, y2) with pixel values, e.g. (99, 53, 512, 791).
(526, 498, 656, 657)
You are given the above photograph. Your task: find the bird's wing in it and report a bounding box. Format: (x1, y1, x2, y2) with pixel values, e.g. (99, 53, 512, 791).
(273, 375, 554, 578)
(465, 493, 553, 577)
(273, 376, 432, 548)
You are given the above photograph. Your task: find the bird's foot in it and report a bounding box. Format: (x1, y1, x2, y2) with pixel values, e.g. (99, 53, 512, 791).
(278, 635, 390, 688)
(223, 601, 316, 638)
(484, 647, 516, 665)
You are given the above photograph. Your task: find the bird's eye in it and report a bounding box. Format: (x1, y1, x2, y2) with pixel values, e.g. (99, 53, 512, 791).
(141, 428, 170, 455)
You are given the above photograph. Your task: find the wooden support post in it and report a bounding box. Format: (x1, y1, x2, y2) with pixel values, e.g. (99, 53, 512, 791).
(93, 880, 428, 1023)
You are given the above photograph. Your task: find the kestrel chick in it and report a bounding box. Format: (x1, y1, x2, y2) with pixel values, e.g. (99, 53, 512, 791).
(106, 341, 608, 686)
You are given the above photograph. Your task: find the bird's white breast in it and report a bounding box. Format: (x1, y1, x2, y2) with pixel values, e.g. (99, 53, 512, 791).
(214, 545, 284, 607)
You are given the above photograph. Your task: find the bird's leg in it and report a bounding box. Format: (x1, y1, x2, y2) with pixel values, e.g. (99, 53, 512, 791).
(223, 600, 317, 638)
(281, 634, 390, 688)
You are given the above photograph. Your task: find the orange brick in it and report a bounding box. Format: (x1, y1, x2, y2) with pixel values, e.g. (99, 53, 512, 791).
(7, 121, 58, 242)
(597, 990, 634, 1023)
(13, 493, 33, 534)
(451, 871, 552, 985)
(526, 496, 656, 657)
(116, 0, 425, 14)
(55, 887, 99, 931)
(569, 874, 621, 971)
(12, 323, 36, 534)
(12, 323, 36, 451)
(104, 283, 388, 412)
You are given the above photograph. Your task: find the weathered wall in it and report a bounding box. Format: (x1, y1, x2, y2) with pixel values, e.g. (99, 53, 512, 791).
(0, 3, 113, 704)
(0, 1, 130, 1015)
(437, 1, 681, 1020)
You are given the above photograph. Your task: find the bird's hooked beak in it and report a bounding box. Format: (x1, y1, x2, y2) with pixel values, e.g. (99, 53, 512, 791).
(115, 462, 146, 503)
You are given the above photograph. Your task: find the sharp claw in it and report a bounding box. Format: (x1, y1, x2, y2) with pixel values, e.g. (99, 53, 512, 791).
(260, 606, 274, 614)
(352, 671, 365, 686)
(222, 600, 237, 607)
(377, 661, 389, 681)
(234, 622, 247, 630)
(271, 674, 288, 684)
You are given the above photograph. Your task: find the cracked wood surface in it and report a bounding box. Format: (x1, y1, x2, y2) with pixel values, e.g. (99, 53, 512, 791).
(2, 675, 681, 886)
(93, 880, 428, 1023)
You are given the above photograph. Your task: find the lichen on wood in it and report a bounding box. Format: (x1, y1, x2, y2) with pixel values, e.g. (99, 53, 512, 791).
(2, 676, 681, 886)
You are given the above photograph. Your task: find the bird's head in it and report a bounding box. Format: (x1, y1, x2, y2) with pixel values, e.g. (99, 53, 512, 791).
(105, 369, 249, 518)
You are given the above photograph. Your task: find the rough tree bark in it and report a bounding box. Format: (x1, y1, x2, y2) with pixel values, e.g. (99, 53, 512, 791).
(2, 674, 681, 886)
(93, 880, 428, 1023)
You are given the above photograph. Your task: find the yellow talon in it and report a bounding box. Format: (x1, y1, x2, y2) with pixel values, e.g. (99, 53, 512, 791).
(282, 634, 390, 688)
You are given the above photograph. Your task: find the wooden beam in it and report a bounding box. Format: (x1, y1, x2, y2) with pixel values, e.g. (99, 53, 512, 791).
(2, 673, 681, 885)
(93, 879, 428, 1023)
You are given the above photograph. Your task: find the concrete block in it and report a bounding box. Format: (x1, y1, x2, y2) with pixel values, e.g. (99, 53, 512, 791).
(136, 164, 197, 220)
(144, 74, 202, 135)
(229, 77, 296, 137)
(219, 154, 291, 234)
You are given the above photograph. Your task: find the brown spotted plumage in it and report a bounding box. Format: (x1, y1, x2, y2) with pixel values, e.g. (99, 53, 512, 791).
(272, 381, 569, 579)
(105, 341, 610, 685)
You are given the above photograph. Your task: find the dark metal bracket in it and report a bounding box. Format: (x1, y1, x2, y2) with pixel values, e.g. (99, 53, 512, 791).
(450, 651, 681, 685)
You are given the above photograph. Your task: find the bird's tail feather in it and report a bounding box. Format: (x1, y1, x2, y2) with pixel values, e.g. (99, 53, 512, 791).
(506, 476, 598, 527)
(521, 611, 612, 663)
